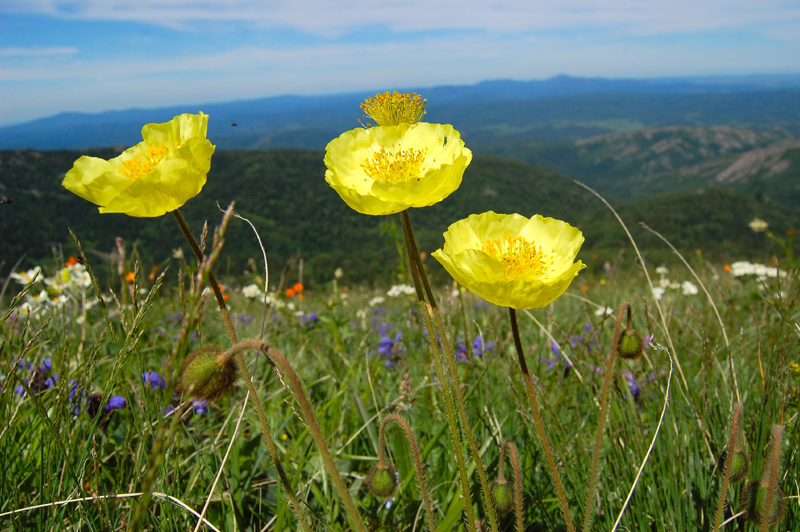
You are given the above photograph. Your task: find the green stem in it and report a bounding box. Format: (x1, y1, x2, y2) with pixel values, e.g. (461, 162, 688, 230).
(171, 209, 311, 532)
(712, 403, 743, 532)
(402, 210, 501, 532)
(580, 302, 628, 532)
(378, 413, 438, 532)
(400, 212, 478, 532)
(230, 341, 368, 532)
(509, 308, 575, 532)
(505, 441, 525, 532)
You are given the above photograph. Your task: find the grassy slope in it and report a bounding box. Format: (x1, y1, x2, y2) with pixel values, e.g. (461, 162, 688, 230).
(1, 149, 797, 286)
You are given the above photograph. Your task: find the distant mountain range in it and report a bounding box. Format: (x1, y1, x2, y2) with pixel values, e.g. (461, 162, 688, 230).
(3, 74, 800, 151)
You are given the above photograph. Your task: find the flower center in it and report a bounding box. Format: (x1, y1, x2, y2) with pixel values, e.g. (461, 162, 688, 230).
(361, 146, 428, 184)
(118, 142, 174, 180)
(481, 234, 553, 281)
(361, 91, 427, 126)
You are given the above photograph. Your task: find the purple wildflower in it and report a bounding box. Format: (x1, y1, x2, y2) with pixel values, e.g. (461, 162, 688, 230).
(301, 312, 319, 327)
(455, 339, 469, 362)
(193, 400, 208, 415)
(105, 396, 127, 411)
(143, 371, 167, 390)
(472, 336, 495, 357)
(623, 371, 640, 400)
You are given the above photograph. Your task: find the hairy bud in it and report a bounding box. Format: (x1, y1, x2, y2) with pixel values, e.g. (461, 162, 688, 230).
(367, 464, 398, 499)
(741, 481, 786, 528)
(490, 480, 515, 515)
(179, 345, 237, 401)
(617, 328, 644, 360)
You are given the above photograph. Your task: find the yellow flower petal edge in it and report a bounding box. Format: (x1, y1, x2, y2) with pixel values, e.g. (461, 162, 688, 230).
(432, 211, 586, 310)
(324, 122, 472, 216)
(63, 112, 215, 217)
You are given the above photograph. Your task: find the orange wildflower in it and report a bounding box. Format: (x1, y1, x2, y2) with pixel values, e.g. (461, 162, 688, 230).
(293, 282, 304, 293)
(286, 288, 296, 298)
(724, 264, 732, 273)
(65, 256, 79, 266)
(788, 229, 797, 236)
(124, 271, 135, 283)
(580, 285, 588, 292)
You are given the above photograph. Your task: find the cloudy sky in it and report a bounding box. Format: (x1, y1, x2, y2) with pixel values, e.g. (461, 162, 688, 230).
(2, 0, 799, 126)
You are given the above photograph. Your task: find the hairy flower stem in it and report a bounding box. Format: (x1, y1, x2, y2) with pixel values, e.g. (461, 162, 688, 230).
(225, 340, 368, 532)
(497, 440, 525, 532)
(402, 210, 501, 532)
(400, 212, 478, 532)
(509, 308, 575, 532)
(712, 403, 744, 532)
(171, 208, 312, 532)
(378, 413, 438, 531)
(759, 425, 783, 532)
(581, 302, 629, 532)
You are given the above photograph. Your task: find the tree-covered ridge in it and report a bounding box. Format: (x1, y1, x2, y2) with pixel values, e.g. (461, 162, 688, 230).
(480, 125, 800, 205)
(1, 149, 797, 285)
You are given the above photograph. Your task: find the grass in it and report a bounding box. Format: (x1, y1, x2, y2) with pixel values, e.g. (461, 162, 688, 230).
(1, 212, 798, 531)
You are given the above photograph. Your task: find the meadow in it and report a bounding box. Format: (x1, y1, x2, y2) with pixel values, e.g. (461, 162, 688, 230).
(1, 101, 798, 532)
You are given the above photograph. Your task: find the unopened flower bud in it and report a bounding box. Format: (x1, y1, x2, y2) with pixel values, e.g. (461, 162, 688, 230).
(367, 464, 398, 499)
(716, 447, 749, 483)
(741, 481, 786, 528)
(490, 480, 515, 515)
(617, 328, 644, 360)
(179, 345, 237, 401)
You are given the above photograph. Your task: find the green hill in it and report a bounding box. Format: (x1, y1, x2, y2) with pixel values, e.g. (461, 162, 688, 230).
(1, 149, 797, 286)
(482, 125, 800, 205)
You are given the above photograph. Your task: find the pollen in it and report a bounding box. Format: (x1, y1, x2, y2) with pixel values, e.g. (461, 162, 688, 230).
(362, 146, 428, 184)
(481, 234, 553, 281)
(118, 142, 174, 180)
(361, 91, 427, 126)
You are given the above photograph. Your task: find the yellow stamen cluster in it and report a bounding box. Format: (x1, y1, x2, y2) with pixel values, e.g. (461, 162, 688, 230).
(118, 142, 174, 180)
(361, 146, 428, 184)
(481, 234, 553, 281)
(361, 91, 427, 126)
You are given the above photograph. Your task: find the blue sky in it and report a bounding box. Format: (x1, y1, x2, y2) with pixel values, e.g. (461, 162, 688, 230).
(2, 0, 799, 126)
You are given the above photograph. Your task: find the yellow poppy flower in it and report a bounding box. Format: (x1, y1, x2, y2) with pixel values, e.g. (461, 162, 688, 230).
(324, 122, 472, 215)
(432, 211, 586, 310)
(63, 112, 215, 217)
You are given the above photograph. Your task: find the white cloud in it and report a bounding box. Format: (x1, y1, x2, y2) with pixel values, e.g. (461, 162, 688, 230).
(5, 0, 800, 37)
(0, 47, 79, 57)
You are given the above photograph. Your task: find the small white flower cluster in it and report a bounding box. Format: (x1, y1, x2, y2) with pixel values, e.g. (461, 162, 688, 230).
(9, 263, 93, 316)
(242, 283, 263, 299)
(387, 284, 415, 297)
(729, 261, 788, 281)
(369, 296, 385, 307)
(651, 265, 698, 300)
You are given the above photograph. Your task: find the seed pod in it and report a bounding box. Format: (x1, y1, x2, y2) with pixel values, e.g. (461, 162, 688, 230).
(179, 345, 237, 401)
(490, 480, 515, 515)
(741, 481, 786, 528)
(617, 328, 644, 360)
(367, 464, 398, 499)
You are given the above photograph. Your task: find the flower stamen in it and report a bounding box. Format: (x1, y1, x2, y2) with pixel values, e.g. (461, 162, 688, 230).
(361, 92, 427, 127)
(481, 234, 553, 281)
(118, 142, 174, 180)
(362, 146, 428, 184)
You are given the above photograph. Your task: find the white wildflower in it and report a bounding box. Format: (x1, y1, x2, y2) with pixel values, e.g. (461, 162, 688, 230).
(655, 265, 669, 275)
(387, 284, 415, 297)
(748, 217, 769, 233)
(242, 284, 262, 298)
(681, 281, 698, 296)
(652, 287, 666, 300)
(594, 305, 613, 317)
(369, 296, 385, 307)
(334, 267, 343, 280)
(10, 266, 42, 285)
